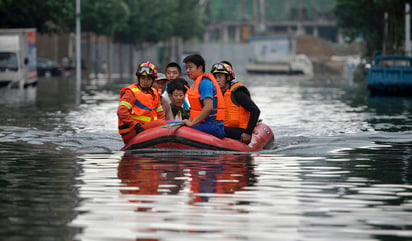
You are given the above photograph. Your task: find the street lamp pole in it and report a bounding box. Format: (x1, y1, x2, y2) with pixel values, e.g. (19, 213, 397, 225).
(76, 0, 81, 104)
(406, 3, 411, 56)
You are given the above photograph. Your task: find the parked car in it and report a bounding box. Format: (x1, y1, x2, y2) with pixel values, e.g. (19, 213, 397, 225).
(37, 57, 62, 77)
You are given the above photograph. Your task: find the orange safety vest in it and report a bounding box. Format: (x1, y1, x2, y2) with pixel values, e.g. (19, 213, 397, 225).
(223, 81, 250, 129)
(187, 73, 225, 121)
(118, 83, 162, 135)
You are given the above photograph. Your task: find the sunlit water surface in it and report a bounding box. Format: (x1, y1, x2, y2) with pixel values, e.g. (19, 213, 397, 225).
(1, 75, 412, 241)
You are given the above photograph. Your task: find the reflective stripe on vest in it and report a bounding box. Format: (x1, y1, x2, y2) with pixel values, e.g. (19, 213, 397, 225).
(118, 83, 161, 135)
(223, 81, 250, 129)
(187, 73, 225, 121)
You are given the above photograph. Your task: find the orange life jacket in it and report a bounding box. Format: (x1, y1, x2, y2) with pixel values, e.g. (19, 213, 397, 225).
(223, 81, 250, 129)
(187, 73, 225, 121)
(118, 83, 162, 135)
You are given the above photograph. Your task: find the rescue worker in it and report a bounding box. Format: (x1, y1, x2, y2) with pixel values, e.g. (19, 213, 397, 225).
(211, 61, 261, 144)
(182, 54, 225, 138)
(117, 61, 166, 144)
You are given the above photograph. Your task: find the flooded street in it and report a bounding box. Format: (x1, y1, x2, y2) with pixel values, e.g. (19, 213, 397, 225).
(1, 74, 412, 241)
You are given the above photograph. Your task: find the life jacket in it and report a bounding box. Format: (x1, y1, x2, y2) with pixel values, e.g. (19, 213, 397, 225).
(118, 83, 162, 135)
(223, 81, 251, 129)
(187, 73, 225, 121)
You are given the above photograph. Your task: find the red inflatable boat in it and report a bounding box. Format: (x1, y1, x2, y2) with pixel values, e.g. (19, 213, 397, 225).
(121, 122, 274, 152)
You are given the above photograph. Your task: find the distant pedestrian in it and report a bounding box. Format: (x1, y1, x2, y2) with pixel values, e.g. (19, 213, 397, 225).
(62, 56, 70, 70)
(101, 61, 107, 74)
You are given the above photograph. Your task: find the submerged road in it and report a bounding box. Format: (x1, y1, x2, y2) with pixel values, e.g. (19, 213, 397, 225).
(1, 74, 411, 241)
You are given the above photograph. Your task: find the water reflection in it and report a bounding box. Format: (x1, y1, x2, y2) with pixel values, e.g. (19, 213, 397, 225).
(72, 152, 260, 240)
(336, 140, 412, 185)
(118, 152, 256, 204)
(367, 96, 412, 115)
(366, 96, 412, 132)
(0, 85, 36, 105)
(36, 77, 79, 109)
(0, 141, 80, 240)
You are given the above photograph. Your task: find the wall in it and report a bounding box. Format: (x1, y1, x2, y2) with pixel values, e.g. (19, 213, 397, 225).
(134, 42, 254, 76)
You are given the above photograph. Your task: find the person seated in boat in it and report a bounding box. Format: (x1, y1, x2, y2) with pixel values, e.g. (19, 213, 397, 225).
(164, 62, 191, 108)
(212, 61, 261, 144)
(167, 78, 190, 121)
(181, 54, 225, 138)
(165, 62, 182, 81)
(117, 61, 167, 144)
(153, 72, 173, 120)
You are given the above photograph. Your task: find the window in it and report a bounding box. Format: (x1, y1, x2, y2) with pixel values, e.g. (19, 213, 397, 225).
(0, 52, 18, 71)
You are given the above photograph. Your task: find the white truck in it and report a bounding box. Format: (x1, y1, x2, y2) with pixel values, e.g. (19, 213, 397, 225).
(0, 28, 37, 88)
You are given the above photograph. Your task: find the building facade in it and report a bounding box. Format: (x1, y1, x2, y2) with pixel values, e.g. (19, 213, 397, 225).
(204, 0, 341, 43)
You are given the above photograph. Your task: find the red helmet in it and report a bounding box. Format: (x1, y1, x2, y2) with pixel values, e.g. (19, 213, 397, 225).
(211, 62, 235, 79)
(136, 61, 158, 79)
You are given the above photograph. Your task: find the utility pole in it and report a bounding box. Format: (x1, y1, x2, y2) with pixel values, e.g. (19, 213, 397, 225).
(406, 3, 411, 56)
(383, 12, 388, 55)
(253, 0, 258, 35)
(76, 0, 81, 104)
(259, 0, 266, 33)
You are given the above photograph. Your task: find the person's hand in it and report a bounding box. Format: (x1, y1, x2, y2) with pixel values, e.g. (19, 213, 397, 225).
(181, 119, 193, 127)
(240, 132, 252, 144)
(134, 123, 144, 134)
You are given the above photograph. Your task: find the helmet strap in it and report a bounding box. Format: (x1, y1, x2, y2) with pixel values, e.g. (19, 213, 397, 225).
(226, 75, 232, 82)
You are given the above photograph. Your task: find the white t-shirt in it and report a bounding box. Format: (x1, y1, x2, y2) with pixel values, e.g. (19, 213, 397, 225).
(174, 111, 182, 121)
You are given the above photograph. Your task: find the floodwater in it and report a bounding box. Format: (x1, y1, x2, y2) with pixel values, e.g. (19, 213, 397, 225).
(1, 74, 412, 241)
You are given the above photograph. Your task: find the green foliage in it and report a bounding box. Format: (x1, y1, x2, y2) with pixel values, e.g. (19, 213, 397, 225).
(173, 0, 205, 39)
(113, 0, 205, 44)
(82, 0, 129, 36)
(0, 0, 74, 34)
(110, 0, 174, 44)
(0, 0, 206, 44)
(334, 0, 409, 57)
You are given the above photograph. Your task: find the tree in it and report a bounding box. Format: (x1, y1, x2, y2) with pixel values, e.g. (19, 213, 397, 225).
(82, 0, 129, 37)
(81, 0, 130, 77)
(114, 0, 205, 44)
(0, 0, 74, 34)
(173, 0, 206, 39)
(112, 0, 206, 72)
(334, 0, 409, 57)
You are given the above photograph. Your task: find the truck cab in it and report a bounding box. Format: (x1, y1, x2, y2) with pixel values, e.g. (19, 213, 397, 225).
(0, 29, 37, 88)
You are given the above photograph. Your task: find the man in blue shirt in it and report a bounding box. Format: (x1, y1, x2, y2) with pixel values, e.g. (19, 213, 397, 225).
(181, 54, 225, 138)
